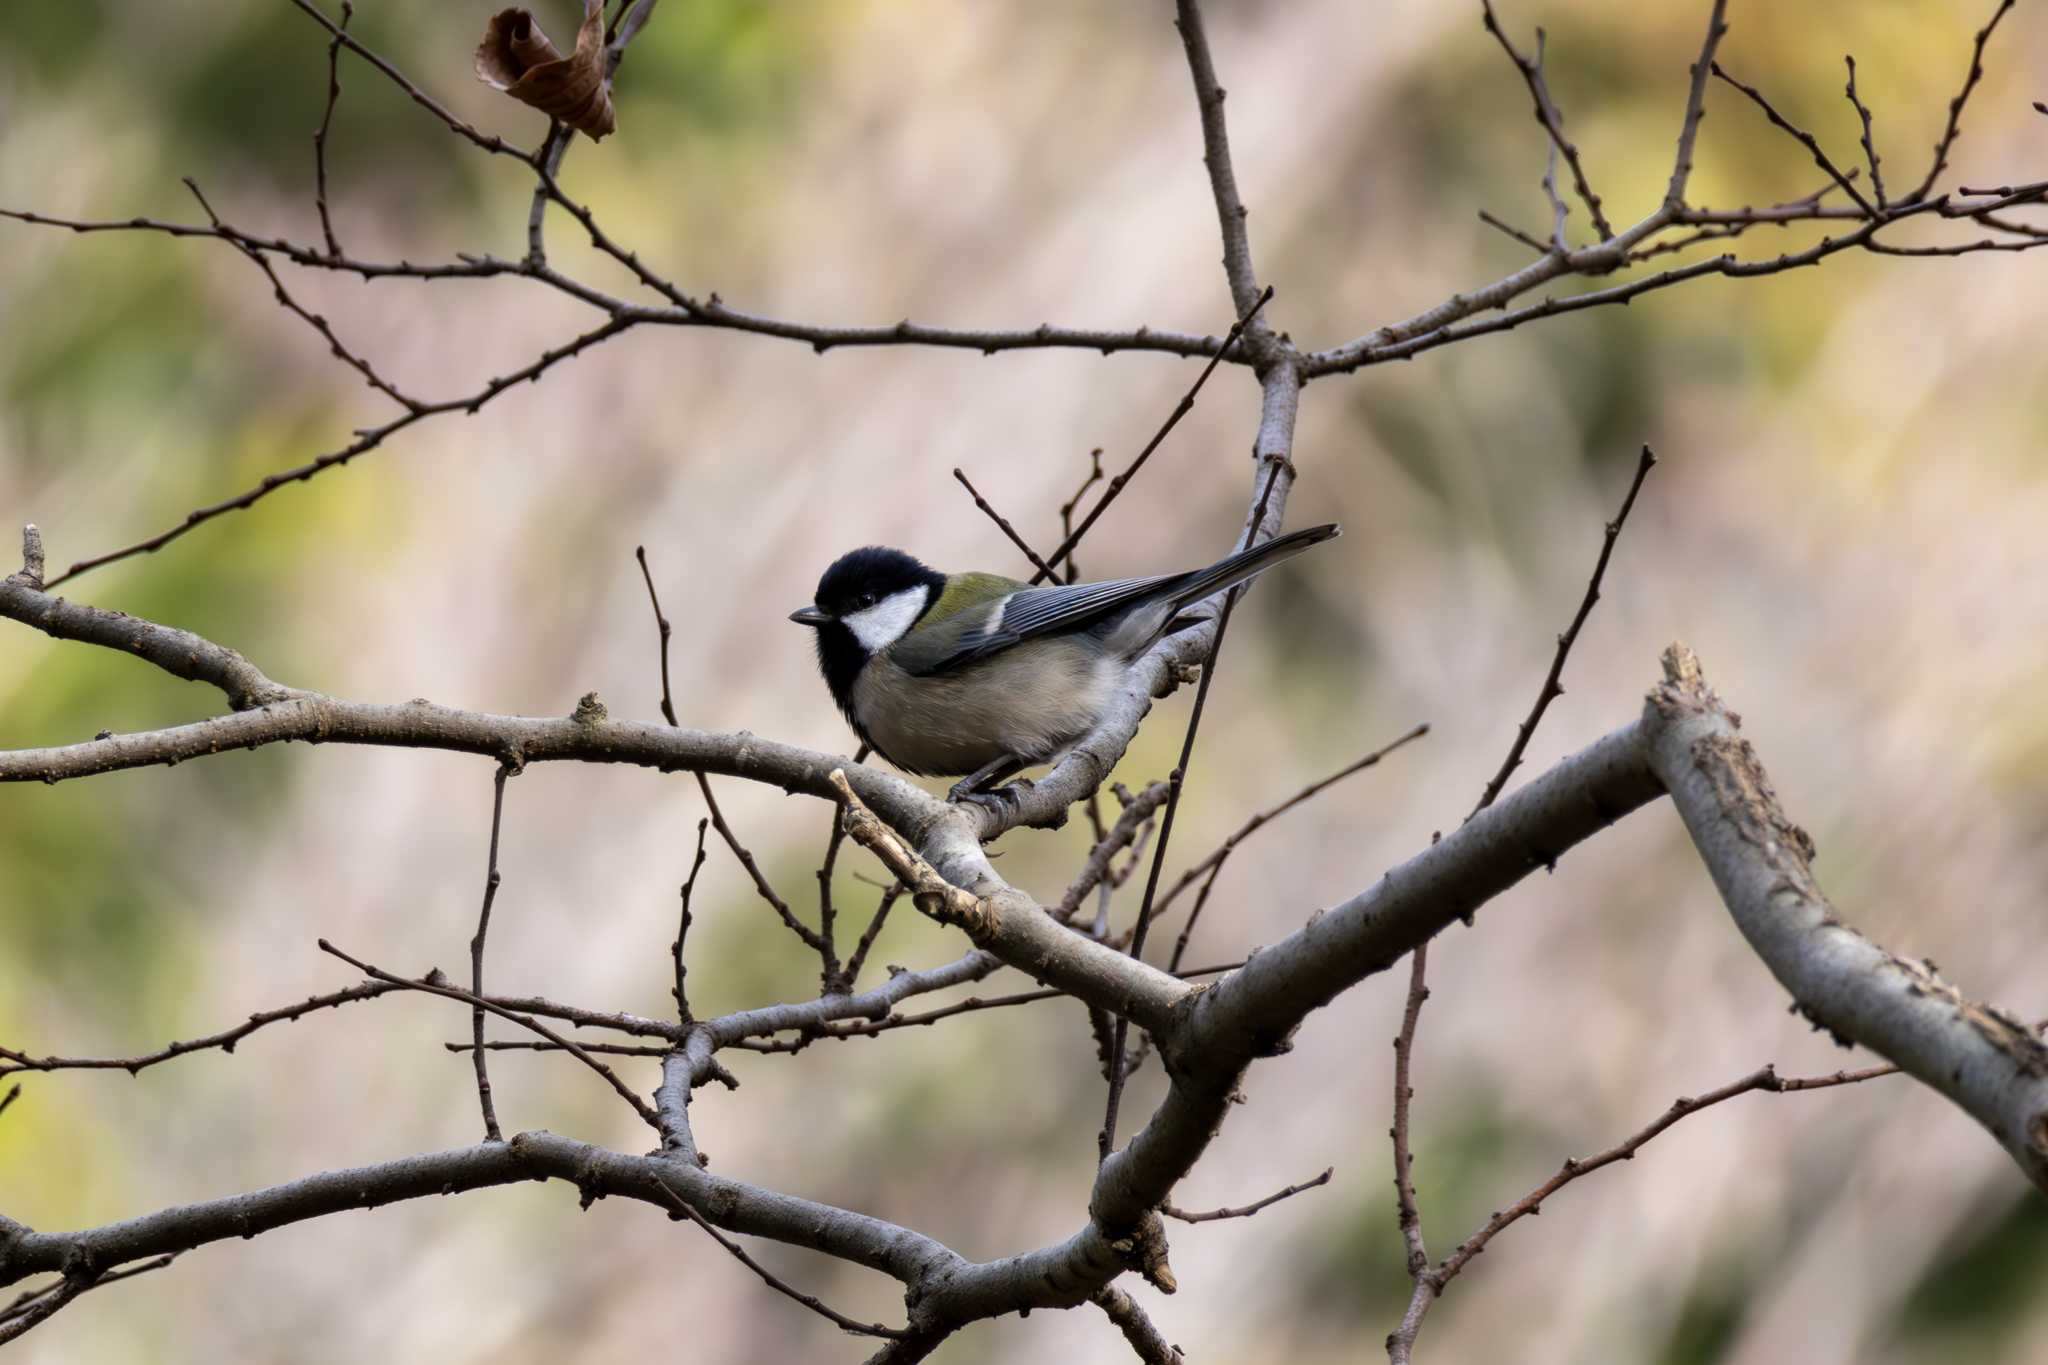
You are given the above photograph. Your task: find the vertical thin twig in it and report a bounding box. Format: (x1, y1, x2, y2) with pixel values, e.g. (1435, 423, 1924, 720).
(843, 880, 906, 988)
(816, 743, 870, 991)
(1905, 0, 2017, 203)
(1163, 859, 1227, 976)
(527, 124, 572, 264)
(673, 817, 708, 1022)
(1664, 0, 1731, 210)
(1479, 4, 1613, 241)
(1099, 467, 1280, 1161)
(634, 545, 679, 727)
(1059, 448, 1105, 583)
(1390, 943, 1431, 1277)
(1388, 446, 1658, 1364)
(311, 0, 353, 258)
(1843, 56, 1888, 211)
(1174, 0, 1265, 315)
(469, 765, 512, 1143)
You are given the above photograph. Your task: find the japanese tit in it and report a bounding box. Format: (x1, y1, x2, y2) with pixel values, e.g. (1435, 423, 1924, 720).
(789, 523, 1339, 809)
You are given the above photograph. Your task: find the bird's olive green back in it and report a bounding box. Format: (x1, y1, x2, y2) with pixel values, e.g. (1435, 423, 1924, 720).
(927, 572, 1022, 623)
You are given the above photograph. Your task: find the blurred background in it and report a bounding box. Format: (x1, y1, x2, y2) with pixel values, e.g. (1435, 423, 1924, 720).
(4, 1, 2048, 1360)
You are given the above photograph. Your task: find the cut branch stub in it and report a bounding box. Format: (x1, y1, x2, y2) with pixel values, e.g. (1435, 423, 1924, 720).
(475, 0, 617, 141)
(1643, 642, 2048, 1193)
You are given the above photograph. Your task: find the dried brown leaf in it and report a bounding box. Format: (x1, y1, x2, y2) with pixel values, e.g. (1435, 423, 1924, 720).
(474, 0, 616, 142)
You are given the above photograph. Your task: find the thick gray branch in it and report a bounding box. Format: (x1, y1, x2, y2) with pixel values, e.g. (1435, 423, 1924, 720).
(1642, 644, 2048, 1191)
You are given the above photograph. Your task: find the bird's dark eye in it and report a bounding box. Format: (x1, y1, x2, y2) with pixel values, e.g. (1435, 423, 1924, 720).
(853, 593, 877, 611)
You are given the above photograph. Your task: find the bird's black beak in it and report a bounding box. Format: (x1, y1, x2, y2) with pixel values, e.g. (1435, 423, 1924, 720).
(788, 606, 831, 627)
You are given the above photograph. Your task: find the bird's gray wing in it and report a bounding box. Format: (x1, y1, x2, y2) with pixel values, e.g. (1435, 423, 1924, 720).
(912, 575, 1176, 674)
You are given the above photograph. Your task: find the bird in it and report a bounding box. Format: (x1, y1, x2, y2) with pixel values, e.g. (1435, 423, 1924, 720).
(789, 523, 1340, 811)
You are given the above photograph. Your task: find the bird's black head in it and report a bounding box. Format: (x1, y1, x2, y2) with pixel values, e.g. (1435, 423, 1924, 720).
(810, 546, 944, 622)
(789, 546, 947, 734)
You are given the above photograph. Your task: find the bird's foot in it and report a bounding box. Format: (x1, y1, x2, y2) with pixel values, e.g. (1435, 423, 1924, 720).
(948, 777, 1033, 817)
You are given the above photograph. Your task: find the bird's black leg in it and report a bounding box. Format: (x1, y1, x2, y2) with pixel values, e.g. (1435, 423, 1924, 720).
(948, 756, 1027, 813)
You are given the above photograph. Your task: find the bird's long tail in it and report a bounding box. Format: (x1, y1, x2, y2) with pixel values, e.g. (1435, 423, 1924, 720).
(1164, 522, 1340, 615)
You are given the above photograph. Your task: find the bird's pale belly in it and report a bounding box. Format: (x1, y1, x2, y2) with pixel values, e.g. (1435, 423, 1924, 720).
(853, 639, 1121, 777)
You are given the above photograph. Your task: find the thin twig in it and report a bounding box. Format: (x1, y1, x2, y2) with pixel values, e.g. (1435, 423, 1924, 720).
(1480, 2, 1613, 240)
(1843, 56, 1888, 211)
(1477, 208, 1551, 255)
(1, 1254, 175, 1330)
(1664, 0, 1730, 210)
(1, 981, 401, 1078)
(1163, 1166, 1332, 1223)
(186, 179, 422, 412)
(1032, 286, 1273, 585)
(816, 744, 871, 991)
(844, 881, 906, 988)
(1471, 446, 1656, 815)
(0, 1276, 88, 1347)
(634, 545, 680, 727)
(1057, 780, 1173, 923)
(1390, 947, 1432, 1277)
(1389, 446, 1658, 1364)
(1151, 723, 1430, 921)
(1058, 448, 1105, 583)
(1905, 0, 2018, 203)
(469, 765, 513, 1142)
(650, 1175, 907, 1338)
(954, 468, 1059, 580)
(527, 124, 572, 264)
(1162, 859, 1227, 975)
(284, 0, 532, 161)
(317, 940, 662, 1129)
(1420, 1047, 1986, 1295)
(43, 313, 636, 589)
(0, 1083, 18, 1118)
(311, 0, 353, 257)
(447, 1039, 669, 1057)
(674, 817, 708, 1022)
(1711, 65, 1877, 217)
(696, 772, 827, 954)
(1099, 468, 1281, 1160)
(1174, 0, 1265, 315)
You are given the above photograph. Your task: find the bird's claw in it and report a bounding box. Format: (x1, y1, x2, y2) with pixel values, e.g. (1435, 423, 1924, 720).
(949, 778, 1032, 817)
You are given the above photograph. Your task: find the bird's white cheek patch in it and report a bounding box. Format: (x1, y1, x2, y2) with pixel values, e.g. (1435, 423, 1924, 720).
(845, 586, 930, 652)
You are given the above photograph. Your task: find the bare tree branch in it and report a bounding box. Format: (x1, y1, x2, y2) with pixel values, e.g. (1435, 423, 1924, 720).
(1905, 0, 2018, 203)
(1, 981, 398, 1079)
(1151, 723, 1430, 921)
(1710, 64, 1876, 217)
(1173, 0, 1266, 321)
(1643, 645, 2048, 1188)
(1480, 1, 1613, 240)
(1031, 286, 1273, 585)
(1472, 446, 1657, 815)
(310, 0, 353, 257)
(648, 1176, 907, 1339)
(1162, 1167, 1332, 1223)
(468, 766, 513, 1142)
(1664, 0, 1730, 211)
(1843, 55, 1888, 212)
(316, 940, 663, 1130)
(1093, 1285, 1183, 1364)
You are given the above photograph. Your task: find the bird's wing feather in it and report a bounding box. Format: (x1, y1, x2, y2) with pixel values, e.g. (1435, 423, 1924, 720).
(910, 575, 1175, 674)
